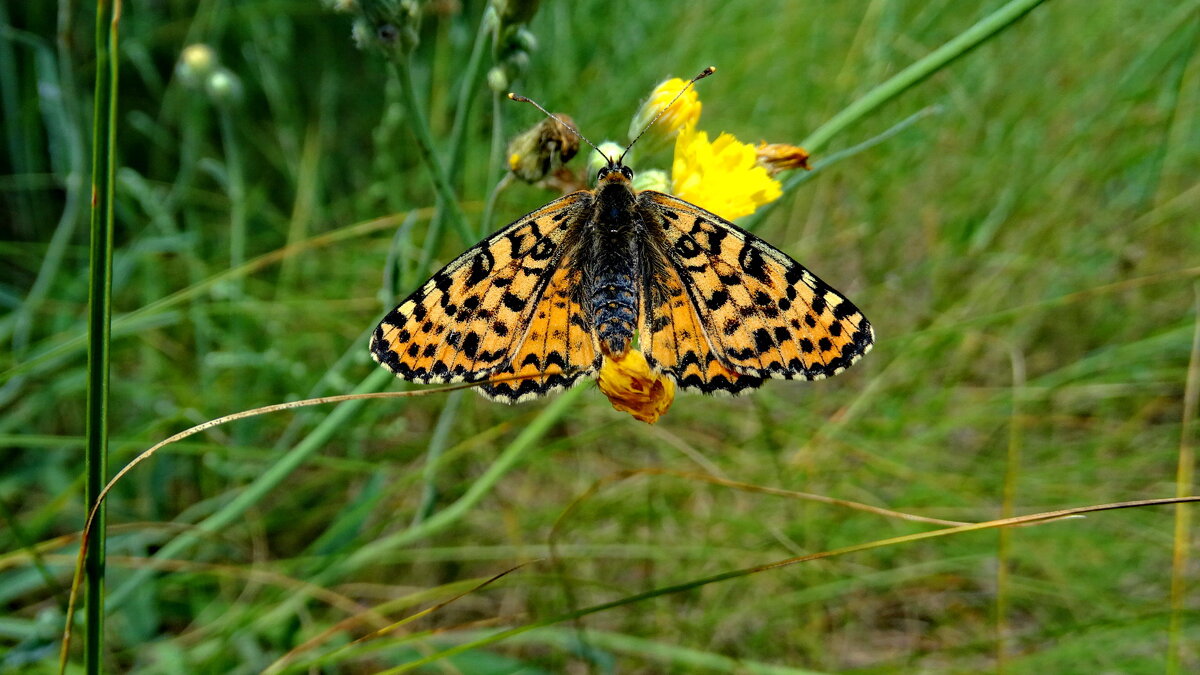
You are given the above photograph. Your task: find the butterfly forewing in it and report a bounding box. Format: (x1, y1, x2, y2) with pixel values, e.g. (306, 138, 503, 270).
(638, 192, 874, 383)
(371, 192, 591, 384)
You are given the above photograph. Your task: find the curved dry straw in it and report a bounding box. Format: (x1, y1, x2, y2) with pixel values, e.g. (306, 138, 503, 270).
(54, 372, 560, 672)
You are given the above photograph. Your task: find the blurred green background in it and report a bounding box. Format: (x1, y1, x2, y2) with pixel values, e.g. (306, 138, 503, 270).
(3, 0, 1199, 672)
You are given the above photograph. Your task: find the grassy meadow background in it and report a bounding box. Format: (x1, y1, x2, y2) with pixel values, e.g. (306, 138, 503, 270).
(3, 0, 1200, 671)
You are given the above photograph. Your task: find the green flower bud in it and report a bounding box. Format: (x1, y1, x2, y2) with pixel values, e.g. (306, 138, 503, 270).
(205, 68, 243, 106)
(487, 66, 509, 92)
(588, 141, 624, 181)
(631, 169, 669, 193)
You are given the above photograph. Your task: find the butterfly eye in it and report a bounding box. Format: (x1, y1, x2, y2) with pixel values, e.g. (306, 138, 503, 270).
(596, 167, 608, 182)
(621, 166, 633, 179)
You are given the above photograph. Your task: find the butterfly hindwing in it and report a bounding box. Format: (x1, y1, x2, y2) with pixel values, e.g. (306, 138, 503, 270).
(639, 258, 765, 395)
(638, 191, 874, 383)
(371, 192, 591, 384)
(479, 264, 602, 403)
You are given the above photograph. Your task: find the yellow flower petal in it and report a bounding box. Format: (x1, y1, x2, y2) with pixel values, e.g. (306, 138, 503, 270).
(597, 350, 675, 424)
(671, 124, 782, 221)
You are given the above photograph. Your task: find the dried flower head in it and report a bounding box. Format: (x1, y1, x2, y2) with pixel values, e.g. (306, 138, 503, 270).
(755, 142, 811, 174)
(507, 115, 581, 183)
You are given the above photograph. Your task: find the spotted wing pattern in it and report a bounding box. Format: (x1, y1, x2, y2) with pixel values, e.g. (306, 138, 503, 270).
(638, 192, 873, 391)
(371, 192, 592, 388)
(639, 259, 765, 395)
(479, 265, 602, 403)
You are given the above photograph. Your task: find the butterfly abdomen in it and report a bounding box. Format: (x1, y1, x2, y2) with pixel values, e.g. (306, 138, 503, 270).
(588, 180, 641, 355)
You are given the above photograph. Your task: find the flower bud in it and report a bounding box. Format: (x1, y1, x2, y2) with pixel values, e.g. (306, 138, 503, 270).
(627, 77, 702, 154)
(177, 44, 217, 88)
(631, 169, 669, 193)
(205, 68, 243, 106)
(486, 66, 509, 92)
(506, 115, 581, 183)
(587, 141, 624, 181)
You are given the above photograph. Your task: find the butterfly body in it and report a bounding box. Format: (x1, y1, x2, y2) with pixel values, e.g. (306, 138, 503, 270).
(371, 158, 874, 405)
(587, 167, 645, 356)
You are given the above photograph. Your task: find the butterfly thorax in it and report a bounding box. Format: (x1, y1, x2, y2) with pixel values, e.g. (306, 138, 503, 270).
(587, 172, 641, 356)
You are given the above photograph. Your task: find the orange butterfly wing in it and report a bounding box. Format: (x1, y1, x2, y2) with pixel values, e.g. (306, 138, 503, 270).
(371, 192, 595, 390)
(638, 191, 873, 392)
(478, 264, 601, 402)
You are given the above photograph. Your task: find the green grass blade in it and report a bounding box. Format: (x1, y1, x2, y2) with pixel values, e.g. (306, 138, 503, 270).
(83, 0, 120, 672)
(801, 0, 1050, 153)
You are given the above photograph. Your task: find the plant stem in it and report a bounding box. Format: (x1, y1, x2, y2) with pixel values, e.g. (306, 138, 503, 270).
(801, 0, 1049, 154)
(446, 12, 491, 183)
(393, 59, 475, 244)
(1168, 286, 1200, 674)
(84, 0, 120, 671)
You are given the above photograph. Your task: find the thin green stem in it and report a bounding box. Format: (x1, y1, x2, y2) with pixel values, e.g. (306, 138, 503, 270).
(997, 346, 1026, 672)
(411, 389, 463, 525)
(801, 0, 1049, 154)
(217, 107, 246, 297)
(481, 91, 506, 231)
(84, 1, 119, 671)
(393, 59, 474, 244)
(741, 105, 939, 230)
(446, 13, 492, 180)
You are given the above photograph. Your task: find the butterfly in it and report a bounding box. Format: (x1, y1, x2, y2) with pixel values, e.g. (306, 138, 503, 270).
(370, 71, 873, 404)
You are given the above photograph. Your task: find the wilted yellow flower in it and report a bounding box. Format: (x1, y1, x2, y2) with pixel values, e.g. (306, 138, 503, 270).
(671, 124, 782, 220)
(597, 350, 675, 424)
(627, 77, 703, 153)
(755, 142, 810, 174)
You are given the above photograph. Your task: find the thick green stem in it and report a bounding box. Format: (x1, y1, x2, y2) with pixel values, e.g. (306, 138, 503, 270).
(84, 0, 119, 671)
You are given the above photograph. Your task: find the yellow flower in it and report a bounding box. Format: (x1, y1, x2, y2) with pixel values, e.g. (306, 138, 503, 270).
(671, 124, 782, 221)
(627, 77, 703, 153)
(597, 350, 675, 424)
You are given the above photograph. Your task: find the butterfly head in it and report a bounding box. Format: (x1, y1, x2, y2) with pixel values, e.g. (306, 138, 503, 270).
(596, 161, 634, 184)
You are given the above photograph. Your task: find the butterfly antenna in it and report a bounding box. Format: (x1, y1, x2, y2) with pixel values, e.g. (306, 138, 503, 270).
(618, 65, 716, 165)
(507, 92, 608, 162)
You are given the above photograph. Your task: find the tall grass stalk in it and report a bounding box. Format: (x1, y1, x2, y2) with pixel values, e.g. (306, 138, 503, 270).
(997, 347, 1027, 671)
(82, 0, 120, 671)
(1168, 287, 1200, 673)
